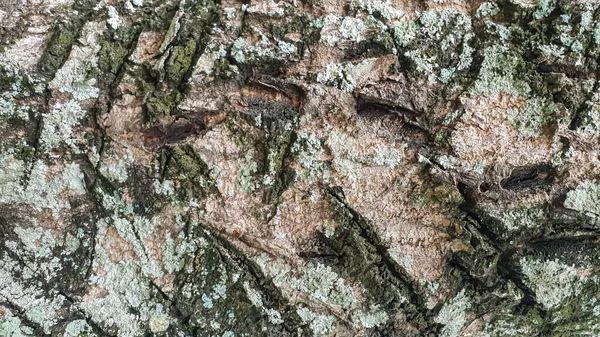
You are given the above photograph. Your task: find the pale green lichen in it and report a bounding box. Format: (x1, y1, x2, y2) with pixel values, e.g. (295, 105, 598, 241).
(0, 94, 19, 119)
(49, 59, 99, 100)
(509, 97, 557, 138)
(40, 101, 87, 150)
(391, 20, 418, 47)
(476, 2, 500, 18)
(242, 282, 284, 325)
(388, 247, 413, 269)
(63, 319, 90, 337)
(351, 306, 388, 329)
(223, 7, 237, 19)
(291, 132, 330, 181)
(78, 212, 172, 337)
(235, 149, 259, 192)
(486, 206, 545, 232)
(278, 41, 297, 55)
(148, 313, 170, 334)
(321, 221, 335, 238)
(0, 75, 35, 120)
(403, 50, 437, 84)
(398, 10, 474, 84)
(593, 23, 600, 45)
(296, 307, 336, 336)
(564, 181, 600, 216)
(471, 45, 529, 96)
(485, 316, 539, 337)
(79, 260, 158, 336)
(230, 30, 298, 65)
(372, 144, 405, 168)
(349, 0, 404, 20)
(519, 258, 582, 309)
(538, 44, 566, 60)
(254, 254, 389, 333)
(571, 40, 584, 53)
(49, 21, 104, 101)
(0, 153, 86, 217)
(14, 226, 57, 258)
(0, 315, 34, 337)
(63, 163, 87, 193)
(580, 8, 594, 33)
(0, 253, 67, 334)
(202, 293, 214, 309)
(419, 10, 472, 40)
(110, 215, 163, 277)
(316, 63, 356, 92)
(434, 288, 470, 337)
(319, 15, 342, 46)
(162, 231, 196, 273)
(533, 0, 556, 20)
(153, 179, 175, 196)
(63, 232, 81, 255)
(190, 42, 228, 80)
(99, 150, 135, 184)
(0, 35, 48, 75)
(246, 2, 286, 17)
(573, 96, 600, 136)
(340, 16, 367, 42)
(98, 189, 135, 215)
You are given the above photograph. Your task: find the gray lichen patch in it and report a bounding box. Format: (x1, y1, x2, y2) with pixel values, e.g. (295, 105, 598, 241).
(47, 21, 106, 101)
(0, 153, 86, 217)
(519, 257, 583, 310)
(433, 289, 470, 337)
(40, 101, 88, 150)
(316, 55, 396, 93)
(254, 254, 390, 334)
(0, 35, 49, 75)
(564, 180, 600, 217)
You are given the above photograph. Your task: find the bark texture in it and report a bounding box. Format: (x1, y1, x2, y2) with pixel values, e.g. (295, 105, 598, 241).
(2, 0, 600, 336)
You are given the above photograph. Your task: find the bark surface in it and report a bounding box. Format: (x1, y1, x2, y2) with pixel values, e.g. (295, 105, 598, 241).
(2, 0, 600, 336)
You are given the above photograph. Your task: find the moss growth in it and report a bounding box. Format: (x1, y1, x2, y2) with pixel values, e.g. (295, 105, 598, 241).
(258, 114, 297, 204)
(550, 283, 600, 336)
(410, 181, 464, 210)
(170, 222, 302, 336)
(169, 145, 214, 198)
(137, 1, 180, 31)
(321, 192, 433, 331)
(177, 0, 219, 42)
(212, 57, 237, 79)
(140, 88, 183, 122)
(265, 130, 293, 176)
(38, 26, 78, 78)
(165, 39, 197, 85)
(97, 41, 130, 86)
(270, 16, 306, 40)
(95, 26, 141, 88)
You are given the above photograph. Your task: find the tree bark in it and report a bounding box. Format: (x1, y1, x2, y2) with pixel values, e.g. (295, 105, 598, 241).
(1, 0, 600, 336)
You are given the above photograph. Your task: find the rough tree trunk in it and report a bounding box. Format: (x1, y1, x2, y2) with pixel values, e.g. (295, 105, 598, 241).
(1, 0, 600, 336)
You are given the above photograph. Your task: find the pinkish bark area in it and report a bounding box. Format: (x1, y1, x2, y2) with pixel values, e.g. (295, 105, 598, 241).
(2, 0, 600, 336)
